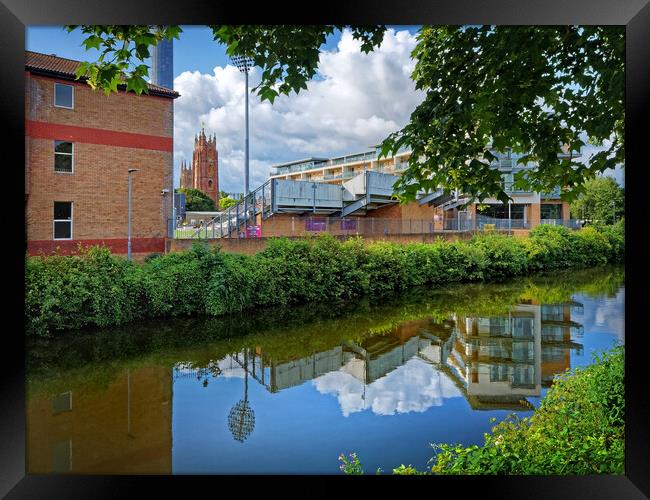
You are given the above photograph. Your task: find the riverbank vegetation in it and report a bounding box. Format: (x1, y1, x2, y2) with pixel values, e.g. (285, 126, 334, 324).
(340, 345, 625, 475)
(25, 222, 624, 337)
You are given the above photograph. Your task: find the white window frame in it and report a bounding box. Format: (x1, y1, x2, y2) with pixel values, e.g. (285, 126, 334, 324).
(53, 201, 73, 241)
(52, 391, 73, 414)
(54, 141, 74, 174)
(53, 83, 74, 109)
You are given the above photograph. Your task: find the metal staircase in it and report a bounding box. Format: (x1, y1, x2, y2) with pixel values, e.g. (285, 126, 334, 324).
(418, 188, 454, 207)
(340, 171, 399, 217)
(183, 171, 402, 239)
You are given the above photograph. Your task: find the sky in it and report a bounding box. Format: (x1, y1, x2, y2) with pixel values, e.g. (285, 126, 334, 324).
(26, 26, 623, 194)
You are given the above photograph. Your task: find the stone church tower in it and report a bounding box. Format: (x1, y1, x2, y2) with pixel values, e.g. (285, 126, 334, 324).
(179, 127, 219, 206)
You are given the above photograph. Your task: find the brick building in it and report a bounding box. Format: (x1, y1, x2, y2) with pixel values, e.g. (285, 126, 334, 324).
(179, 127, 219, 206)
(25, 51, 180, 256)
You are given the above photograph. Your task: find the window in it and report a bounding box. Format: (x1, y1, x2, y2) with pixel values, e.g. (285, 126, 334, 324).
(541, 203, 562, 219)
(54, 83, 74, 108)
(53, 202, 73, 240)
(54, 141, 73, 173)
(52, 391, 72, 414)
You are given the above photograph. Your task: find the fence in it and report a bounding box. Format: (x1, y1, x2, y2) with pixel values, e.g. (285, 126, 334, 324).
(540, 219, 582, 229)
(169, 215, 583, 240)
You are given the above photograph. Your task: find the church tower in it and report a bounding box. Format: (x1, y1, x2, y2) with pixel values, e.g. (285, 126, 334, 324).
(179, 159, 192, 189)
(179, 126, 219, 207)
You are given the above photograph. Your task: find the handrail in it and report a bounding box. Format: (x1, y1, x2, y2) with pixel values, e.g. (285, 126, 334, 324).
(189, 179, 272, 239)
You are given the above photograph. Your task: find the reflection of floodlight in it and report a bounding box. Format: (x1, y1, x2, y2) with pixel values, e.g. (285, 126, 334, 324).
(228, 399, 255, 443)
(227, 350, 255, 443)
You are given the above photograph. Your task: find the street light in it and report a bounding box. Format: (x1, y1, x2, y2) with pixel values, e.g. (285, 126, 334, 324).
(231, 55, 254, 234)
(127, 168, 139, 261)
(508, 199, 512, 234)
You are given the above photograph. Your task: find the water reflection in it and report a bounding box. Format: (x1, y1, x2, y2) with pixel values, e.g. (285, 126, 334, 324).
(27, 366, 172, 473)
(26, 266, 624, 474)
(210, 299, 585, 418)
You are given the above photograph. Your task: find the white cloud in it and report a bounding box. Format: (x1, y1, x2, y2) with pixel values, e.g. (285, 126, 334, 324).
(313, 358, 462, 417)
(172, 28, 423, 193)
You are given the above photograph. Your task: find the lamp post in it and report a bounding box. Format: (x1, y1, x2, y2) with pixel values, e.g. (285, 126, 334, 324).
(127, 168, 139, 261)
(231, 55, 254, 235)
(508, 199, 512, 234)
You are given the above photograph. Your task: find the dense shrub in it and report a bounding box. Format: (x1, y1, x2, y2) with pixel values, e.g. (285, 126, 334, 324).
(598, 218, 625, 262)
(525, 224, 578, 270)
(25, 224, 623, 336)
(573, 227, 611, 267)
(204, 253, 256, 315)
(25, 247, 135, 333)
(469, 234, 528, 280)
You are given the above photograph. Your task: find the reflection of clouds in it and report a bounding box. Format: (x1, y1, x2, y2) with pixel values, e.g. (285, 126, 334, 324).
(576, 288, 625, 341)
(313, 358, 462, 417)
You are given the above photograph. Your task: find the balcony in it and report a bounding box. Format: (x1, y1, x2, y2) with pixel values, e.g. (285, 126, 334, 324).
(541, 187, 562, 199)
(503, 182, 533, 195)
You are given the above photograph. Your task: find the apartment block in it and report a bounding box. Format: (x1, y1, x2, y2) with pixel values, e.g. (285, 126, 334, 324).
(268, 146, 575, 230)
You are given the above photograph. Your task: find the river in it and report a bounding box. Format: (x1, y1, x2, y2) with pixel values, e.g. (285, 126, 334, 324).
(26, 265, 625, 474)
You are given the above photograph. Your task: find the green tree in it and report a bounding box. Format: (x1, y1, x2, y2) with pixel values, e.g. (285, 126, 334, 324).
(219, 197, 238, 210)
(177, 187, 216, 212)
(570, 176, 624, 225)
(66, 25, 624, 202)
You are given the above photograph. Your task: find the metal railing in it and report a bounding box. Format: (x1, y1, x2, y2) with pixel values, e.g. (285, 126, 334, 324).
(476, 215, 531, 230)
(179, 179, 272, 239)
(263, 217, 440, 236)
(540, 219, 582, 229)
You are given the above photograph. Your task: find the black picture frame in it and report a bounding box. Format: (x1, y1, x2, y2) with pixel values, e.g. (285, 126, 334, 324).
(2, 0, 647, 497)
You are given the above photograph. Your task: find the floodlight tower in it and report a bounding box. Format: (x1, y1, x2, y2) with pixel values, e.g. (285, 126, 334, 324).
(231, 55, 254, 231)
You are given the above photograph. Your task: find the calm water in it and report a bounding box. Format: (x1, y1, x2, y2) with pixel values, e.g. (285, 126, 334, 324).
(26, 266, 625, 474)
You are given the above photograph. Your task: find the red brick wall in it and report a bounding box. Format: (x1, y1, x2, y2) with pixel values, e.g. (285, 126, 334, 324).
(25, 72, 175, 254)
(26, 74, 173, 136)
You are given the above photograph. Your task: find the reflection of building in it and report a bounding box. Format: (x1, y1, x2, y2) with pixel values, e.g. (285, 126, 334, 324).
(27, 366, 172, 473)
(225, 299, 584, 414)
(540, 301, 584, 387)
(229, 318, 457, 392)
(442, 301, 584, 409)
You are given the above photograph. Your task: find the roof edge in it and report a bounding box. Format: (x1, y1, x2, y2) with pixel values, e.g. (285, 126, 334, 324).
(25, 64, 180, 99)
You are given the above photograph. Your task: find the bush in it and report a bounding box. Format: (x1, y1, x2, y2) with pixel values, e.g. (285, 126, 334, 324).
(141, 250, 208, 317)
(25, 222, 624, 336)
(526, 224, 578, 270)
(204, 253, 256, 315)
(598, 218, 625, 262)
(573, 227, 611, 267)
(25, 247, 136, 335)
(469, 234, 528, 280)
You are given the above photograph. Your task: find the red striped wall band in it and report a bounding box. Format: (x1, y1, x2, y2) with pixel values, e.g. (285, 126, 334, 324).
(27, 121, 173, 153)
(27, 237, 166, 256)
